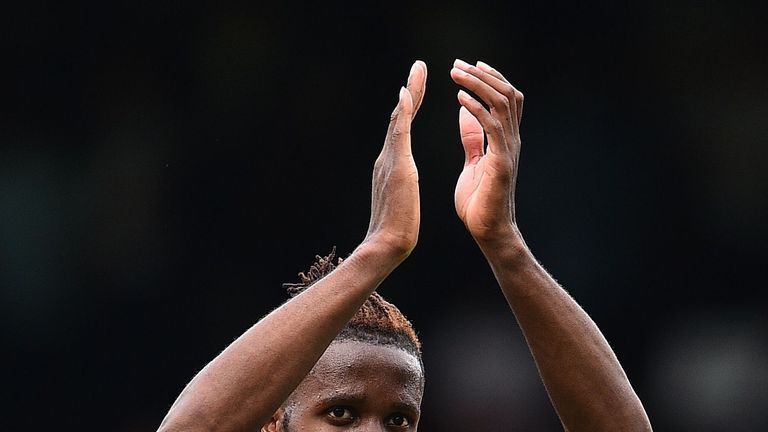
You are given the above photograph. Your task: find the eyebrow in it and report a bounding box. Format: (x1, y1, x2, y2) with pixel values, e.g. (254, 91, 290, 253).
(315, 393, 420, 414)
(316, 393, 366, 406)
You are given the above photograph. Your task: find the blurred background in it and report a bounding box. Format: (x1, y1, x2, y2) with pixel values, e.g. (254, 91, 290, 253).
(2, 0, 767, 430)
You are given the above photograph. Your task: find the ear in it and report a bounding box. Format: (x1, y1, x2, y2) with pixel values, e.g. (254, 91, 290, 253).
(261, 407, 285, 432)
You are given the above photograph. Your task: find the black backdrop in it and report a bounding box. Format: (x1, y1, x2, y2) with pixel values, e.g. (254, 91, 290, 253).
(3, 1, 768, 431)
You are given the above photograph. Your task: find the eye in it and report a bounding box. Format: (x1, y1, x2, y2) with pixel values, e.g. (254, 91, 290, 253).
(386, 414, 411, 428)
(326, 406, 355, 424)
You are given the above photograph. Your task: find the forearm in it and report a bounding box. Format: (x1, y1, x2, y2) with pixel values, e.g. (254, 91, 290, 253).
(158, 242, 402, 432)
(479, 235, 651, 431)
(158, 61, 426, 432)
(448, 57, 648, 430)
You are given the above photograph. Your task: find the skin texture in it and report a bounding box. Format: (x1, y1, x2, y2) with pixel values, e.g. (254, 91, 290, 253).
(157, 61, 426, 432)
(157, 59, 653, 432)
(262, 341, 424, 431)
(450, 58, 652, 431)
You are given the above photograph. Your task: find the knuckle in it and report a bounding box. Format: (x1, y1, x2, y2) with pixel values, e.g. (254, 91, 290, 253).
(501, 83, 516, 100)
(491, 94, 511, 111)
(490, 120, 505, 136)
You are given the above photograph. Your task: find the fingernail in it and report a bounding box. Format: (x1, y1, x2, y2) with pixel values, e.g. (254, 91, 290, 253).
(451, 67, 469, 77)
(476, 60, 493, 70)
(457, 89, 470, 100)
(399, 86, 407, 99)
(454, 58, 472, 70)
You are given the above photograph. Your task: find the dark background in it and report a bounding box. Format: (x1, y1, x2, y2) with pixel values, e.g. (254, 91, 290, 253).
(2, 1, 767, 431)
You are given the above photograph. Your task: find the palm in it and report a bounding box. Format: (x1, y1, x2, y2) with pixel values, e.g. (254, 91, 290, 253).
(455, 155, 516, 241)
(454, 106, 516, 241)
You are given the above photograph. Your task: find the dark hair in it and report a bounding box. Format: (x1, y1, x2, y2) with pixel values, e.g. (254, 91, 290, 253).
(283, 247, 422, 360)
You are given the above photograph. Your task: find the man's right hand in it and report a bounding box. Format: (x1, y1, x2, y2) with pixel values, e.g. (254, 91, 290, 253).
(363, 60, 427, 262)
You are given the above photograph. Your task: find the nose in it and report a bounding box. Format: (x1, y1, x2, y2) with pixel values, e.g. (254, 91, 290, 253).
(353, 418, 388, 432)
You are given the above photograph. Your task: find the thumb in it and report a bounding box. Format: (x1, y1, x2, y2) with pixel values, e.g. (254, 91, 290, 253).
(385, 87, 414, 151)
(459, 106, 484, 165)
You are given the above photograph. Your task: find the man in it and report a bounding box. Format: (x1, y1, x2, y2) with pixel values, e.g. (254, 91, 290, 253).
(157, 59, 652, 431)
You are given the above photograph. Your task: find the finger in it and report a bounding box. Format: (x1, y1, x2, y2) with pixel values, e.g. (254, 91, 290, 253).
(385, 86, 415, 152)
(476, 61, 508, 83)
(459, 106, 484, 166)
(476, 60, 524, 124)
(456, 59, 509, 92)
(457, 90, 506, 155)
(450, 65, 517, 134)
(406, 60, 427, 117)
(454, 59, 521, 128)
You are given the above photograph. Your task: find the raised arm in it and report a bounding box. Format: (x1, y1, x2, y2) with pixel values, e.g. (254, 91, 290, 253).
(450, 59, 651, 431)
(157, 60, 427, 432)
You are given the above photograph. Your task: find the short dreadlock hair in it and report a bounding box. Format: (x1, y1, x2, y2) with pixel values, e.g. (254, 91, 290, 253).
(283, 247, 423, 361)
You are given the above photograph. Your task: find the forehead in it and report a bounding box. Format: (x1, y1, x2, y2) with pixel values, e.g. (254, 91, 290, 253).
(311, 340, 422, 382)
(294, 340, 424, 405)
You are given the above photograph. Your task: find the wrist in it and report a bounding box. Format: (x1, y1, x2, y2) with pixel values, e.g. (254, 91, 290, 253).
(474, 225, 536, 268)
(473, 223, 526, 253)
(349, 237, 411, 280)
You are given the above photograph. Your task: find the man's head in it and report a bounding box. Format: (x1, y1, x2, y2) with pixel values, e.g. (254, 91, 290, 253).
(263, 248, 424, 431)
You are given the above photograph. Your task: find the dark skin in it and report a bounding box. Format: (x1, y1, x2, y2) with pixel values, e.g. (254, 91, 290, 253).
(158, 61, 426, 432)
(450, 59, 650, 430)
(264, 341, 424, 431)
(157, 59, 652, 432)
